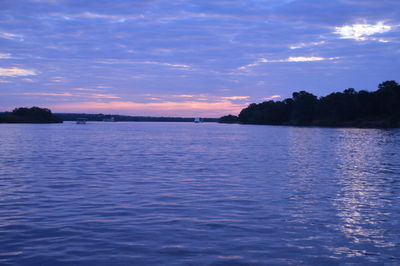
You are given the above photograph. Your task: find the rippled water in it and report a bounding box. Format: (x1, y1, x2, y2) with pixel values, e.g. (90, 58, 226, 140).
(0, 122, 399, 265)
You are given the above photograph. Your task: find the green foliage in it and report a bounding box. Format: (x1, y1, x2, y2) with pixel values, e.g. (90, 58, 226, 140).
(221, 80, 400, 128)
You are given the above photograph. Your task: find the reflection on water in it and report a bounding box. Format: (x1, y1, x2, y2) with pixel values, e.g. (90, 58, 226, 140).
(0, 122, 399, 265)
(332, 129, 400, 261)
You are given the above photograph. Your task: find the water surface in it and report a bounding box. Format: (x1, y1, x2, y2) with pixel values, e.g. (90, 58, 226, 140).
(1, 122, 399, 265)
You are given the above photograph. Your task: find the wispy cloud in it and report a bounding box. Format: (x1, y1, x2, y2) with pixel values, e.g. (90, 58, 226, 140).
(0, 32, 24, 41)
(173, 94, 197, 98)
(90, 94, 120, 99)
(72, 88, 102, 92)
(334, 22, 392, 41)
(263, 95, 281, 101)
(95, 85, 112, 89)
(289, 41, 326, 50)
(98, 59, 191, 69)
(168, 94, 250, 102)
(50, 12, 144, 23)
(222, 96, 250, 100)
(16, 91, 120, 99)
(144, 61, 190, 68)
(21, 78, 36, 82)
(0, 53, 13, 59)
(286, 56, 332, 62)
(0, 67, 37, 77)
(17, 92, 75, 97)
(239, 56, 339, 70)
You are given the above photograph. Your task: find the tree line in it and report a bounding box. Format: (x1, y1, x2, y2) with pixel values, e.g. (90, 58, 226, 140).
(219, 80, 400, 128)
(0, 107, 62, 123)
(0, 108, 219, 123)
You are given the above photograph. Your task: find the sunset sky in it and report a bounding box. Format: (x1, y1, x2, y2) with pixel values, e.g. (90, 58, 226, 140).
(1, 0, 399, 117)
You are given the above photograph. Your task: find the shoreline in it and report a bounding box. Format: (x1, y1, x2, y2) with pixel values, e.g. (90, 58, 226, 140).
(218, 121, 400, 129)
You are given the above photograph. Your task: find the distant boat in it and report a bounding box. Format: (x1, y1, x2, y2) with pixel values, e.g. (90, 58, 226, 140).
(103, 117, 115, 122)
(194, 117, 202, 123)
(76, 118, 87, 124)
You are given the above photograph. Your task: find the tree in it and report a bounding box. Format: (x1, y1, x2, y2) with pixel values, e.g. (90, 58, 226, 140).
(219, 115, 239, 123)
(291, 91, 318, 124)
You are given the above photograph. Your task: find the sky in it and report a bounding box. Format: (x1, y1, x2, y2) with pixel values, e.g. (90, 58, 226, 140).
(1, 0, 399, 117)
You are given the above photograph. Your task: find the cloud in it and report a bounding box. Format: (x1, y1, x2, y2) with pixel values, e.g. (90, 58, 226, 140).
(95, 85, 112, 89)
(238, 58, 270, 70)
(0, 32, 24, 41)
(98, 59, 191, 69)
(173, 94, 196, 98)
(49, 100, 246, 117)
(50, 12, 144, 22)
(72, 88, 102, 92)
(49, 76, 66, 83)
(286, 56, 329, 62)
(146, 97, 163, 101)
(0, 67, 37, 77)
(16, 91, 120, 99)
(17, 92, 75, 97)
(289, 41, 326, 50)
(169, 94, 250, 101)
(263, 95, 281, 101)
(21, 78, 36, 82)
(146, 61, 190, 68)
(334, 22, 392, 41)
(222, 96, 250, 100)
(0, 53, 13, 59)
(90, 94, 121, 99)
(239, 56, 339, 70)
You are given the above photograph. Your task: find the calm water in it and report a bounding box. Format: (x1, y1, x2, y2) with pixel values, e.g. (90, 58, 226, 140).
(0, 122, 400, 265)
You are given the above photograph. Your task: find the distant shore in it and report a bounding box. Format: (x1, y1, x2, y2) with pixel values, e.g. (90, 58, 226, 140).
(55, 113, 218, 122)
(0, 108, 219, 124)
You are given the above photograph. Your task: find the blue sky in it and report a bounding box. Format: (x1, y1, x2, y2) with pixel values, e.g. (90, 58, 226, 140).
(1, 0, 399, 117)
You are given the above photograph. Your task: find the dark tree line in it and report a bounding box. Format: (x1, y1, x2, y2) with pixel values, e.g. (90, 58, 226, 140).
(219, 80, 400, 127)
(0, 107, 62, 123)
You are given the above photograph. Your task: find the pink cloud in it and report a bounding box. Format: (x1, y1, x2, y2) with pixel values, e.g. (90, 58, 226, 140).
(263, 95, 281, 101)
(49, 100, 245, 117)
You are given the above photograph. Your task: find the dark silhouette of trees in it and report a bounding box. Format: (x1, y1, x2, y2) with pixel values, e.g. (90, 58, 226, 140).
(219, 80, 400, 128)
(291, 91, 318, 124)
(13, 107, 52, 120)
(0, 107, 62, 123)
(218, 114, 239, 123)
(376, 80, 400, 120)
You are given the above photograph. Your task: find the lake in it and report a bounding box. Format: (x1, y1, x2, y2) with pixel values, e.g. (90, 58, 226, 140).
(0, 122, 399, 265)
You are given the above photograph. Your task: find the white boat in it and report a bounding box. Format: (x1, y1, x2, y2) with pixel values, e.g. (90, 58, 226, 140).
(103, 117, 115, 122)
(76, 118, 87, 124)
(194, 117, 202, 123)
